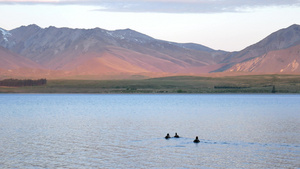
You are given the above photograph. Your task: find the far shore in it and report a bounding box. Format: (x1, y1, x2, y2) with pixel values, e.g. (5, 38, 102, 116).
(1, 74, 300, 94)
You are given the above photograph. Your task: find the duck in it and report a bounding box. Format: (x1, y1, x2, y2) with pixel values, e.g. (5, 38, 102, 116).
(165, 133, 171, 139)
(174, 133, 180, 138)
(193, 136, 200, 143)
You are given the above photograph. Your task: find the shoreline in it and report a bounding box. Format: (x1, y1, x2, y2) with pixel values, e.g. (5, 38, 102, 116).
(1, 74, 300, 94)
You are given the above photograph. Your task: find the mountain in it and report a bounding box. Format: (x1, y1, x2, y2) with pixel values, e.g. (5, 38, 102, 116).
(215, 24, 300, 72)
(1, 24, 300, 79)
(1, 24, 226, 76)
(226, 44, 300, 73)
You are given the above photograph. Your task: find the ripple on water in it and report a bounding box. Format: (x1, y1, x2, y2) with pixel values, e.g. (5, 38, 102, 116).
(0, 94, 299, 168)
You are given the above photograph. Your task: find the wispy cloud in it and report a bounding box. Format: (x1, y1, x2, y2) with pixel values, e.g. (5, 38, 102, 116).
(1, 0, 300, 13)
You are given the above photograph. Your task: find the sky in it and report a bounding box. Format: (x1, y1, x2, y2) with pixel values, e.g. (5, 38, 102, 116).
(0, 0, 300, 51)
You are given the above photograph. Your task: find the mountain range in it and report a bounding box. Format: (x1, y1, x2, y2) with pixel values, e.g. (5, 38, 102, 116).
(1, 24, 300, 79)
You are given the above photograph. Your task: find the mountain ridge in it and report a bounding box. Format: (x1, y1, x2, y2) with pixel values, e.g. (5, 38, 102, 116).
(1, 24, 300, 79)
(212, 24, 300, 72)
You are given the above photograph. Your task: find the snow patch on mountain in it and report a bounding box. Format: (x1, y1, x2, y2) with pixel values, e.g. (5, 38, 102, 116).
(0, 28, 12, 42)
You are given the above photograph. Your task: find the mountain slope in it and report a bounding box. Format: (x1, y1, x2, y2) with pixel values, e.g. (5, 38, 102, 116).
(216, 24, 300, 72)
(1, 24, 300, 79)
(0, 27, 12, 48)
(0, 46, 41, 69)
(226, 44, 300, 73)
(1, 24, 226, 75)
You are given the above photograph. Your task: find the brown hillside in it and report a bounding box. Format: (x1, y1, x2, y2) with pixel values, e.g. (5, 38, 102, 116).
(227, 45, 300, 73)
(1, 24, 300, 79)
(0, 46, 41, 69)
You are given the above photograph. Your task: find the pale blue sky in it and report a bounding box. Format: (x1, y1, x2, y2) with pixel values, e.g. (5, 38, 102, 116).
(0, 0, 300, 51)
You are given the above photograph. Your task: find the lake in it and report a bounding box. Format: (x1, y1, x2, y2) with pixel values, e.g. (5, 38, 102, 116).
(0, 94, 299, 168)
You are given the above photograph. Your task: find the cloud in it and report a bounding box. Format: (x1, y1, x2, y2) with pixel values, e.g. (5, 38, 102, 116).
(1, 0, 300, 13)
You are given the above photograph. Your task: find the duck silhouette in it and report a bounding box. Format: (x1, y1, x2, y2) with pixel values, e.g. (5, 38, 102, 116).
(165, 133, 171, 139)
(174, 133, 180, 138)
(193, 136, 200, 143)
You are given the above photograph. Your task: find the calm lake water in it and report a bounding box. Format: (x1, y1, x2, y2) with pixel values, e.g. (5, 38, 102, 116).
(0, 94, 299, 168)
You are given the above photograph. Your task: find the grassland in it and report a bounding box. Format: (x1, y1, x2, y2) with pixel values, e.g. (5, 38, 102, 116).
(1, 74, 300, 93)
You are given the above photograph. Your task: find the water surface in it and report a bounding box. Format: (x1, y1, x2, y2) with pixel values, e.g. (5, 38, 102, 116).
(0, 94, 299, 168)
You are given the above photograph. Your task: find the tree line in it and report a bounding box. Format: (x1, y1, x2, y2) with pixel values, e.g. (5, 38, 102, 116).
(0, 78, 47, 87)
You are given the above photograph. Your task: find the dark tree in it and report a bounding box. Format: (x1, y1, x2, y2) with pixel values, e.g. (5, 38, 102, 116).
(271, 85, 276, 93)
(0, 78, 47, 87)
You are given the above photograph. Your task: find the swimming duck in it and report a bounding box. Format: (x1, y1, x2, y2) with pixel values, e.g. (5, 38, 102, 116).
(193, 136, 200, 143)
(165, 133, 171, 139)
(174, 133, 180, 138)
